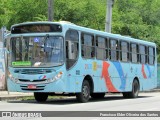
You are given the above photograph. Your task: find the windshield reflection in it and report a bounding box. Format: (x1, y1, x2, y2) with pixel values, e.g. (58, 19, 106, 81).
(10, 36, 64, 67)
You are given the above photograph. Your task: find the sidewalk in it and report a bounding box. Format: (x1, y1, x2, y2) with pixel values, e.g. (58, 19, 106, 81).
(0, 91, 33, 101)
(0, 89, 159, 101)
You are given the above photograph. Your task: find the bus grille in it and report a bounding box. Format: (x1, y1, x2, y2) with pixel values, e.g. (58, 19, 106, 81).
(14, 69, 52, 74)
(19, 79, 46, 82)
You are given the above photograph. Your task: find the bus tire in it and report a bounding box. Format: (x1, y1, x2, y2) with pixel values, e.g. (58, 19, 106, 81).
(76, 80, 90, 103)
(91, 93, 105, 99)
(123, 79, 139, 98)
(34, 92, 48, 102)
(129, 79, 139, 98)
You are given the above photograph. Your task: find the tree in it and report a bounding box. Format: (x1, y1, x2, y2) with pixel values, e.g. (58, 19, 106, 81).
(1, 0, 160, 61)
(4, 0, 48, 29)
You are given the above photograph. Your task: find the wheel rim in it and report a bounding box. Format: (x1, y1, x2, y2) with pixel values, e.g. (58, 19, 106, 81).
(82, 85, 89, 98)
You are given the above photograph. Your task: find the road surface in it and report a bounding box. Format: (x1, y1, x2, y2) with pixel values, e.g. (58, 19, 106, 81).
(0, 92, 159, 120)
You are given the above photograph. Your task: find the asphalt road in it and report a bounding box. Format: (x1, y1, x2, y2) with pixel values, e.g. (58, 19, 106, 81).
(0, 92, 160, 120)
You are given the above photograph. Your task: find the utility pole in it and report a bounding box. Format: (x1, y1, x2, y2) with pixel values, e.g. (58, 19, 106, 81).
(105, 0, 114, 33)
(48, 0, 54, 21)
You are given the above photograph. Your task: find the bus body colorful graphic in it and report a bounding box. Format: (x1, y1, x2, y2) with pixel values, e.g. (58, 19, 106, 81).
(6, 21, 157, 102)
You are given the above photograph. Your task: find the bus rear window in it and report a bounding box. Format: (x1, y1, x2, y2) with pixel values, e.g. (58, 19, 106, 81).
(11, 24, 62, 34)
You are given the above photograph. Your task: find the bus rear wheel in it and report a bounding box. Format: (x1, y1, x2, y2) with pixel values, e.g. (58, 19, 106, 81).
(34, 92, 48, 102)
(76, 80, 90, 103)
(91, 93, 105, 99)
(123, 79, 139, 98)
(130, 79, 139, 98)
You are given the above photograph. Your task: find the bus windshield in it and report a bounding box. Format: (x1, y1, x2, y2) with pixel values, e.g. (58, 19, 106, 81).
(10, 36, 64, 67)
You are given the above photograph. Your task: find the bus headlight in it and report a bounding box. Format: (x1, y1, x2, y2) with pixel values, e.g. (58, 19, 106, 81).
(47, 72, 63, 83)
(8, 72, 19, 83)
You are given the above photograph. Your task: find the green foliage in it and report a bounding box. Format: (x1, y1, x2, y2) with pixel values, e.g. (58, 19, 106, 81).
(54, 0, 106, 30)
(112, 0, 160, 61)
(1, 0, 160, 61)
(0, 0, 12, 27)
(7, 0, 48, 28)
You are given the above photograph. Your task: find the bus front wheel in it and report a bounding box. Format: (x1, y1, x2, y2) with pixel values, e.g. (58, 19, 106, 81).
(76, 80, 90, 103)
(34, 92, 48, 102)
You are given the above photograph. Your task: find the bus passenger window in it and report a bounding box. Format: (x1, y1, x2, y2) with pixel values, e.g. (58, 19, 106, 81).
(96, 36, 107, 60)
(131, 43, 138, 63)
(120, 41, 129, 62)
(139, 45, 146, 64)
(109, 39, 119, 61)
(81, 33, 95, 59)
(148, 47, 155, 65)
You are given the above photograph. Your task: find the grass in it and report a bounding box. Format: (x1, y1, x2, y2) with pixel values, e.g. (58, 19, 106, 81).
(20, 96, 65, 101)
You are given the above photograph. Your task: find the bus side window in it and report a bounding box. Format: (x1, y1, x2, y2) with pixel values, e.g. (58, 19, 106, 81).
(120, 41, 129, 62)
(139, 45, 146, 64)
(131, 43, 138, 63)
(109, 39, 119, 61)
(81, 33, 95, 59)
(96, 36, 108, 60)
(148, 47, 155, 65)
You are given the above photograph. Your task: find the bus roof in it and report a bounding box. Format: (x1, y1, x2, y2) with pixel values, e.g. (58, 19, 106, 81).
(11, 21, 156, 46)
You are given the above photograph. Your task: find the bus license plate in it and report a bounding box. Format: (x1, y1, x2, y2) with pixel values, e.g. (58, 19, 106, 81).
(27, 85, 36, 89)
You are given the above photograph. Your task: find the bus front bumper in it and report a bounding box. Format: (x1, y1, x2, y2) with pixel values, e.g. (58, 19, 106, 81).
(7, 78, 66, 93)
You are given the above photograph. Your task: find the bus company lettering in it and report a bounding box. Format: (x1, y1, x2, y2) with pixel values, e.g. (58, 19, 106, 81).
(85, 62, 102, 70)
(85, 64, 92, 69)
(92, 62, 97, 71)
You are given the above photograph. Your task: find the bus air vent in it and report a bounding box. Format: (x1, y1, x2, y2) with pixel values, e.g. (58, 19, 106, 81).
(14, 69, 52, 74)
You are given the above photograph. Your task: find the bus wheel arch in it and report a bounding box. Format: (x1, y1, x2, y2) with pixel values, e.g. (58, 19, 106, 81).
(76, 75, 94, 103)
(134, 77, 140, 88)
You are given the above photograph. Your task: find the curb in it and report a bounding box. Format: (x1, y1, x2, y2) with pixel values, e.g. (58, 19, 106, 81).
(0, 95, 33, 101)
(0, 92, 33, 101)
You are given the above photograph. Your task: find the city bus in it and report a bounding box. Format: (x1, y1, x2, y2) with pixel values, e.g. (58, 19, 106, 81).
(6, 21, 157, 103)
